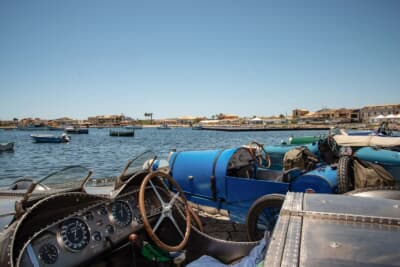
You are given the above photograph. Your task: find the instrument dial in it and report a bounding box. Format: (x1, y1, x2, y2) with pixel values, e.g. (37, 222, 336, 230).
(111, 200, 132, 227)
(38, 243, 58, 264)
(98, 205, 108, 216)
(83, 211, 94, 221)
(105, 224, 115, 235)
(59, 218, 90, 252)
(92, 231, 102, 242)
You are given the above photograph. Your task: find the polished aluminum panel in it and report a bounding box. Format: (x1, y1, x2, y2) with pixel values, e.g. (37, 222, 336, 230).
(264, 192, 400, 267)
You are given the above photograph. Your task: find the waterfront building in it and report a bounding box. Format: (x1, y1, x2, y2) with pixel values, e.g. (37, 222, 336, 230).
(217, 114, 239, 120)
(50, 117, 77, 126)
(0, 120, 15, 127)
(360, 104, 400, 123)
(291, 108, 360, 124)
(177, 116, 206, 125)
(88, 114, 125, 126)
(292, 109, 309, 118)
(248, 117, 263, 125)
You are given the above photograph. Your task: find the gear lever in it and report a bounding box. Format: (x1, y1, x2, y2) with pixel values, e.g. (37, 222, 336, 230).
(129, 234, 141, 267)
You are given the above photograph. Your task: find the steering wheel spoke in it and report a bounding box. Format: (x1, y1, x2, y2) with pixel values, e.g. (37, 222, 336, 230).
(149, 179, 166, 205)
(167, 214, 184, 238)
(153, 213, 166, 233)
(169, 191, 180, 206)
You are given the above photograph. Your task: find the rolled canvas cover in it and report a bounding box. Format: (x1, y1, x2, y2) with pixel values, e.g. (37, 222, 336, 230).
(333, 135, 400, 147)
(353, 159, 395, 188)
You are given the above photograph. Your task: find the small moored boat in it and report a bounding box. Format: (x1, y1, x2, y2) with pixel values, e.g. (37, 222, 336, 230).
(192, 125, 203, 130)
(31, 133, 70, 143)
(109, 129, 134, 137)
(125, 125, 143, 130)
(158, 122, 171, 129)
(65, 126, 89, 134)
(0, 142, 14, 152)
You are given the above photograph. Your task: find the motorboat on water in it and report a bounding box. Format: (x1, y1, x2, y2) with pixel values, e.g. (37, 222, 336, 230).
(125, 124, 143, 130)
(158, 122, 171, 129)
(65, 126, 89, 134)
(109, 128, 135, 137)
(0, 150, 398, 267)
(30, 133, 70, 143)
(191, 125, 203, 130)
(0, 142, 14, 152)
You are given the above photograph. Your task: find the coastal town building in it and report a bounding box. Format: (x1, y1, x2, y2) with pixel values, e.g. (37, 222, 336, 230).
(17, 118, 48, 128)
(360, 104, 400, 123)
(315, 108, 360, 123)
(48, 117, 77, 127)
(292, 109, 309, 118)
(293, 108, 360, 123)
(248, 117, 263, 125)
(0, 120, 15, 127)
(176, 116, 206, 125)
(88, 114, 125, 126)
(217, 114, 239, 120)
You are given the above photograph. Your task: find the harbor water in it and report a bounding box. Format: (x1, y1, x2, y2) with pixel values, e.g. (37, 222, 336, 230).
(0, 128, 327, 186)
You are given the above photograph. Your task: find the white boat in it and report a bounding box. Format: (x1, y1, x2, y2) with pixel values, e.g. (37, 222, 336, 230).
(158, 122, 171, 129)
(65, 126, 89, 134)
(0, 142, 14, 152)
(31, 134, 70, 143)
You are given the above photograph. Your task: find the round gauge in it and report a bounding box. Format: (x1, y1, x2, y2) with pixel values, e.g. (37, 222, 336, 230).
(83, 211, 94, 221)
(38, 243, 58, 264)
(92, 231, 102, 242)
(111, 201, 133, 227)
(98, 205, 108, 216)
(132, 208, 142, 224)
(105, 224, 115, 235)
(59, 218, 90, 252)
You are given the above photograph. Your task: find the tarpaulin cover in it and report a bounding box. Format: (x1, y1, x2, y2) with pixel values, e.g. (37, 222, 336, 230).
(333, 134, 400, 147)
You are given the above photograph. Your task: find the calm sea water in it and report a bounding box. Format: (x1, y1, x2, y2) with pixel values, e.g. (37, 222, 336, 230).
(0, 128, 327, 186)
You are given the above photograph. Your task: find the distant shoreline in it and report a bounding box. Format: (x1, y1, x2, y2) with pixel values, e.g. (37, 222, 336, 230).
(1, 123, 397, 131)
(198, 125, 330, 132)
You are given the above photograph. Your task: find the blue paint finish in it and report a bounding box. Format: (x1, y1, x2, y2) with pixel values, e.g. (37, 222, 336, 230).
(169, 148, 238, 200)
(226, 176, 288, 203)
(214, 148, 238, 199)
(355, 147, 400, 165)
(169, 150, 221, 199)
(291, 165, 337, 193)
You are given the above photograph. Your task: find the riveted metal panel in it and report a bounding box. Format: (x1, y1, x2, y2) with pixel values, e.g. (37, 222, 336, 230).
(281, 216, 302, 267)
(264, 192, 400, 267)
(299, 217, 400, 267)
(263, 214, 290, 267)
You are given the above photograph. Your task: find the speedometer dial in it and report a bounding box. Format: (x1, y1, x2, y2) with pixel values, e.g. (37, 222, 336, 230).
(59, 218, 90, 252)
(111, 200, 132, 227)
(38, 243, 58, 264)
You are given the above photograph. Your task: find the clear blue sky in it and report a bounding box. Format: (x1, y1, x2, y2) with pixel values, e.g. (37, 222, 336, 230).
(1, 0, 399, 120)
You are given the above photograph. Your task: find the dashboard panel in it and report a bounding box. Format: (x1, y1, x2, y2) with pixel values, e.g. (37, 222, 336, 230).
(18, 187, 163, 267)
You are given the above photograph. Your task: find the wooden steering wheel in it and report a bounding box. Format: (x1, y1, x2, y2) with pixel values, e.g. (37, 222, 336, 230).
(139, 171, 191, 252)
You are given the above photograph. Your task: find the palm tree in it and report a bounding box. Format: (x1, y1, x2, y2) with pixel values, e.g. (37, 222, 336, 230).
(144, 113, 153, 124)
